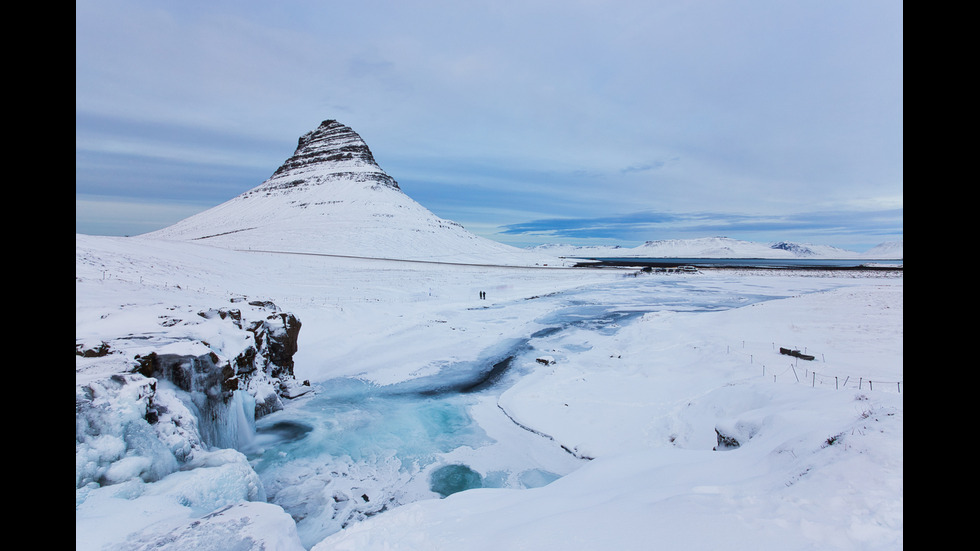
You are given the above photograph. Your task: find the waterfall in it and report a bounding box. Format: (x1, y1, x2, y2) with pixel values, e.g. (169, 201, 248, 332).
(197, 389, 257, 451)
(150, 352, 259, 452)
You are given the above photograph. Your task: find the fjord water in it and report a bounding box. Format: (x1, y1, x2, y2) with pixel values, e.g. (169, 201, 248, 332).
(244, 275, 792, 546)
(582, 257, 903, 268)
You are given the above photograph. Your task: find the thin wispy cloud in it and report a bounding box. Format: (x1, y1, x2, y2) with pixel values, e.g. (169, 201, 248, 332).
(499, 209, 903, 250)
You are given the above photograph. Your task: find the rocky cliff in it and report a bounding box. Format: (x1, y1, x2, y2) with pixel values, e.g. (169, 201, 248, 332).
(75, 299, 306, 489)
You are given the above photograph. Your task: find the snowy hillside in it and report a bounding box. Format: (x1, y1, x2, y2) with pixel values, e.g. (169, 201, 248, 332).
(143, 120, 558, 267)
(530, 237, 903, 260)
(862, 240, 904, 259)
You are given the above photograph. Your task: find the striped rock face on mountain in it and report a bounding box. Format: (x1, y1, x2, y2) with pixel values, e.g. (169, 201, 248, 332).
(143, 119, 547, 265)
(259, 119, 400, 194)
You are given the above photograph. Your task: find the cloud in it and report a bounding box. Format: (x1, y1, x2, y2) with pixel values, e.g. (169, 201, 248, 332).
(621, 160, 666, 174)
(76, 194, 216, 237)
(497, 208, 903, 250)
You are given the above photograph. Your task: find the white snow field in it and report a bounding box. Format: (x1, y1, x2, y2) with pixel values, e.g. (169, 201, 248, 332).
(76, 233, 902, 550)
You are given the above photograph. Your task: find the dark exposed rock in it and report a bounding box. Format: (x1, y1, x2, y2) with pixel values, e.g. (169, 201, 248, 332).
(138, 352, 232, 399)
(247, 300, 279, 311)
(76, 341, 111, 357)
(198, 307, 243, 329)
(770, 241, 816, 256)
(268, 313, 302, 377)
(714, 429, 741, 450)
(260, 120, 400, 193)
(233, 345, 257, 374)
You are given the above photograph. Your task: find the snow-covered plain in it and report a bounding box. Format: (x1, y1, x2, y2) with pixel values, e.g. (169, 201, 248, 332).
(76, 233, 902, 550)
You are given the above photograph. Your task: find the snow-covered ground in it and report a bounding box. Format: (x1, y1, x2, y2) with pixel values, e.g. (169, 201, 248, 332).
(76, 233, 902, 550)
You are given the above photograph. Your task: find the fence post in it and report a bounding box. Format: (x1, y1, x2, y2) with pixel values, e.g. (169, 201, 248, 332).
(791, 365, 799, 382)
(812, 372, 815, 387)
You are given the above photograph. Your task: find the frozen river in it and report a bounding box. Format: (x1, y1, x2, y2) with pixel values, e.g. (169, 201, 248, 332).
(245, 275, 791, 546)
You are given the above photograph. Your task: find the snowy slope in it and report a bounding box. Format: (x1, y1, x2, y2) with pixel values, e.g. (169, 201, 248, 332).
(143, 120, 558, 266)
(862, 240, 904, 259)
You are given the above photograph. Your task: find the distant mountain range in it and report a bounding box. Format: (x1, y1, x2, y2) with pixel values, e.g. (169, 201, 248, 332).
(528, 237, 903, 260)
(141, 119, 901, 264)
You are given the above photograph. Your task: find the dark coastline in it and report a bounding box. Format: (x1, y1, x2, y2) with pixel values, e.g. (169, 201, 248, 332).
(571, 257, 903, 271)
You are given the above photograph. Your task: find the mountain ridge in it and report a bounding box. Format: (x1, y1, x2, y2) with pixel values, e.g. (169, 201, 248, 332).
(528, 237, 903, 260)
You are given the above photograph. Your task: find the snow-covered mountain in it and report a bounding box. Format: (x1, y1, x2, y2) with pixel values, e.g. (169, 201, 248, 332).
(862, 240, 904, 259)
(143, 120, 556, 266)
(530, 237, 903, 260)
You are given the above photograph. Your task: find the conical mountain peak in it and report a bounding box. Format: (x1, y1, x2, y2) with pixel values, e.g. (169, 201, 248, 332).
(141, 118, 550, 265)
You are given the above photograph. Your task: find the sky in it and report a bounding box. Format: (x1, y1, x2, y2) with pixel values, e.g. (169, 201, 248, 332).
(76, 0, 902, 252)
